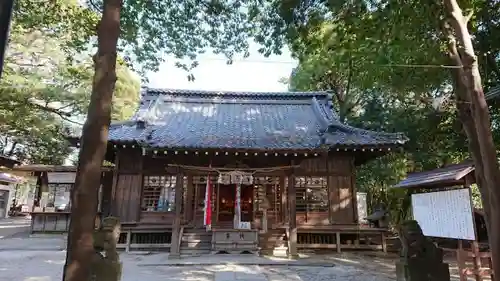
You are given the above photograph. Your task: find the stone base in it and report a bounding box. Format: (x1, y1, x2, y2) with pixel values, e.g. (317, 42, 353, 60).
(396, 260, 450, 281)
(272, 246, 288, 257)
(168, 254, 181, 260)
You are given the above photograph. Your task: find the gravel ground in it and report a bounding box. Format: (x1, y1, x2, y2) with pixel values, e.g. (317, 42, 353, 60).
(0, 235, 482, 281)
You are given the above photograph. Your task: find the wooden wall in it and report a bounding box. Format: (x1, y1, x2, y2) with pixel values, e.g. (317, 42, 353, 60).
(110, 148, 358, 226)
(297, 156, 356, 225)
(111, 148, 143, 223)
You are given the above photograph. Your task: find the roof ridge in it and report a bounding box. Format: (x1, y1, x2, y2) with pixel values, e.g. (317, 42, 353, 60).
(145, 88, 332, 97)
(327, 123, 408, 141)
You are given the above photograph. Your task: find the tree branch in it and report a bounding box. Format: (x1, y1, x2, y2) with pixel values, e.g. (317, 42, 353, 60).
(29, 101, 72, 117)
(443, 0, 476, 63)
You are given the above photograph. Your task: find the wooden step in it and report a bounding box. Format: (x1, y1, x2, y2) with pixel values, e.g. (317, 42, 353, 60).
(182, 234, 211, 240)
(181, 237, 211, 242)
(179, 228, 213, 256)
(181, 243, 211, 248)
(181, 241, 211, 248)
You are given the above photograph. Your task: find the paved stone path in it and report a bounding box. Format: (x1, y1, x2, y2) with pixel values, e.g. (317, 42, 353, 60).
(0, 247, 393, 281)
(0, 252, 394, 281)
(0, 236, 472, 281)
(0, 217, 31, 239)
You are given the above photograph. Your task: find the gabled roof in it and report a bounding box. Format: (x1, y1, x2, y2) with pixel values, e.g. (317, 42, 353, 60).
(393, 161, 475, 189)
(108, 88, 408, 150)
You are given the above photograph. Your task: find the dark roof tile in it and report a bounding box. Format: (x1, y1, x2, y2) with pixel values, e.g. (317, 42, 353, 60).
(108, 88, 408, 150)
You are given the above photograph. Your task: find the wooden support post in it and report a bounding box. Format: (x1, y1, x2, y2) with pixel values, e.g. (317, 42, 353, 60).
(185, 176, 194, 225)
(458, 240, 467, 281)
(262, 208, 268, 233)
(381, 232, 387, 253)
(280, 175, 287, 224)
(169, 172, 184, 259)
(110, 150, 121, 217)
(287, 172, 298, 258)
(336, 232, 341, 253)
(472, 241, 483, 281)
(125, 230, 131, 253)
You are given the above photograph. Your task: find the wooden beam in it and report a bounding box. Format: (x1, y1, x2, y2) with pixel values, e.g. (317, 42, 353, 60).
(336, 232, 341, 253)
(287, 165, 298, 258)
(350, 158, 359, 223)
(280, 175, 287, 224)
(110, 150, 121, 217)
(185, 175, 194, 224)
(169, 172, 184, 259)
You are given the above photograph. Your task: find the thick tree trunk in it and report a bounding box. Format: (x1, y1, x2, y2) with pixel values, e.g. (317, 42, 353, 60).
(447, 37, 492, 235)
(62, 1, 122, 281)
(444, 0, 500, 274)
(0, 0, 14, 79)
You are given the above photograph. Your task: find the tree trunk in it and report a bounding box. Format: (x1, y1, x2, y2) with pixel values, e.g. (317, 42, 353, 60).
(0, 0, 14, 79)
(62, 0, 122, 281)
(447, 35, 492, 236)
(443, 0, 500, 274)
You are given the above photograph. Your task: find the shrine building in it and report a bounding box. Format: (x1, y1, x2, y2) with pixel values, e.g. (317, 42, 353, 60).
(29, 88, 408, 257)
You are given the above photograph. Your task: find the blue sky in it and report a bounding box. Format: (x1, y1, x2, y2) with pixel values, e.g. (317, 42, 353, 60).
(146, 43, 297, 92)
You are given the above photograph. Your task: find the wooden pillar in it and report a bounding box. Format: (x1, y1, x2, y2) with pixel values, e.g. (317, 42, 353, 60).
(262, 186, 268, 233)
(185, 175, 194, 225)
(287, 168, 298, 258)
(169, 171, 184, 259)
(350, 158, 359, 223)
(280, 175, 287, 224)
(252, 185, 260, 231)
(458, 240, 467, 281)
(110, 150, 121, 217)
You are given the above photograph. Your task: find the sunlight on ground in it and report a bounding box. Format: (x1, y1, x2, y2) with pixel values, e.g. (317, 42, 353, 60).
(327, 257, 360, 265)
(45, 259, 65, 265)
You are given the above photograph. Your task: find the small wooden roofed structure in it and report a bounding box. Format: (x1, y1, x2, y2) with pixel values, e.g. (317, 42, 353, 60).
(394, 161, 475, 190)
(395, 162, 494, 281)
(394, 161, 488, 242)
(5, 164, 114, 233)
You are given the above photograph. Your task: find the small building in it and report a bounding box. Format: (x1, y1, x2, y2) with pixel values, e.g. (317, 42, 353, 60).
(394, 161, 488, 243)
(64, 89, 407, 256)
(6, 165, 113, 232)
(0, 155, 21, 218)
(0, 173, 22, 218)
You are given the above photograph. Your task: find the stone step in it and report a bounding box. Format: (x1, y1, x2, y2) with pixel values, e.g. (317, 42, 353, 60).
(181, 237, 211, 242)
(181, 241, 211, 248)
(180, 250, 211, 257)
(180, 244, 212, 250)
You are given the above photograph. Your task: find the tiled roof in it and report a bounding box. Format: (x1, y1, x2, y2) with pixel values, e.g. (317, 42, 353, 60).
(108, 88, 408, 150)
